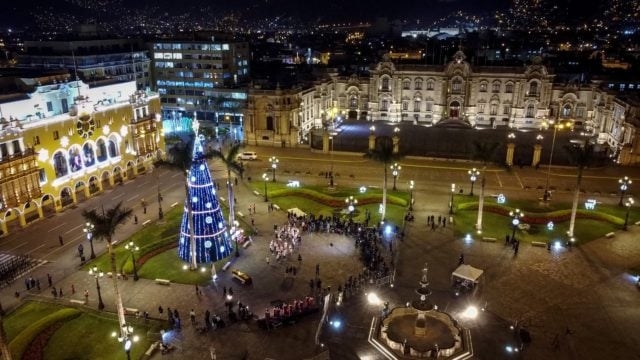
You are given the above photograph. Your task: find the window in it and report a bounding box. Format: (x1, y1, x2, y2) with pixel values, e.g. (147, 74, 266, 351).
(381, 99, 389, 111)
(503, 105, 511, 115)
(415, 80, 423, 90)
(505, 83, 514, 93)
(413, 100, 421, 112)
(46, 101, 53, 112)
(478, 104, 485, 114)
(426, 80, 434, 90)
(425, 102, 433, 112)
(576, 107, 584, 117)
(402, 101, 409, 111)
(492, 82, 501, 93)
(526, 104, 535, 117)
(562, 104, 572, 117)
(479, 82, 487, 92)
(39, 168, 47, 184)
(490, 104, 498, 115)
(53, 131, 60, 140)
(381, 78, 390, 91)
(529, 81, 539, 96)
(403, 80, 410, 90)
(452, 79, 462, 94)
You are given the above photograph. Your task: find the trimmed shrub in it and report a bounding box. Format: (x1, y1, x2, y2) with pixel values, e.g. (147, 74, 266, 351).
(9, 308, 81, 359)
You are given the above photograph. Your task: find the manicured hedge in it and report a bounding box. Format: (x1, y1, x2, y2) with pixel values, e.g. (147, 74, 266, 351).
(9, 308, 81, 359)
(268, 188, 408, 208)
(457, 202, 623, 225)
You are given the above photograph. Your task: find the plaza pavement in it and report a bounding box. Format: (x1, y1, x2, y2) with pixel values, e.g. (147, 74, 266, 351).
(2, 154, 640, 360)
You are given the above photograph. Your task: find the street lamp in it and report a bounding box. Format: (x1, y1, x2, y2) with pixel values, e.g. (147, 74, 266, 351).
(157, 181, 164, 221)
(113, 324, 139, 360)
(345, 196, 358, 221)
(468, 168, 480, 196)
(449, 183, 456, 215)
(543, 119, 567, 201)
(624, 197, 634, 230)
(269, 156, 279, 182)
(125, 241, 139, 281)
(390, 163, 401, 191)
(408, 180, 415, 211)
(89, 266, 105, 310)
(509, 208, 524, 241)
(83, 222, 96, 259)
(231, 220, 243, 257)
(619, 176, 632, 206)
(329, 135, 335, 187)
(262, 173, 269, 202)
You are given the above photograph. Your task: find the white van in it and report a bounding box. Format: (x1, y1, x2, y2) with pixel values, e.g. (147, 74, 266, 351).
(237, 151, 258, 160)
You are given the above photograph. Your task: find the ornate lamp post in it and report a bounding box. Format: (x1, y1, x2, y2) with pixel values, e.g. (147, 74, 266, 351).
(112, 324, 139, 360)
(624, 197, 634, 231)
(345, 196, 358, 221)
(231, 220, 243, 257)
(509, 208, 524, 241)
(329, 135, 335, 187)
(157, 182, 164, 220)
(543, 119, 567, 201)
(468, 168, 480, 196)
(124, 241, 139, 281)
(449, 183, 456, 215)
(619, 176, 632, 206)
(262, 173, 269, 202)
(408, 180, 415, 211)
(83, 222, 96, 259)
(390, 163, 401, 191)
(89, 266, 105, 310)
(269, 156, 279, 182)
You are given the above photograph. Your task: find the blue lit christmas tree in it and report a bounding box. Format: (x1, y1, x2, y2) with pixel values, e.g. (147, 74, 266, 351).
(178, 119, 233, 266)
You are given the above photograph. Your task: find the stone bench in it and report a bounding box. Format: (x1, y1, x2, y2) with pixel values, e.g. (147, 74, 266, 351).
(237, 211, 244, 218)
(481, 237, 497, 243)
(145, 341, 160, 356)
(242, 239, 252, 248)
(605, 232, 615, 238)
(125, 307, 139, 315)
(142, 220, 151, 226)
(272, 204, 280, 211)
(70, 299, 86, 305)
(219, 196, 226, 202)
(253, 190, 260, 196)
(170, 202, 179, 208)
(155, 278, 171, 286)
(531, 241, 547, 247)
(222, 262, 232, 271)
(635, 220, 640, 226)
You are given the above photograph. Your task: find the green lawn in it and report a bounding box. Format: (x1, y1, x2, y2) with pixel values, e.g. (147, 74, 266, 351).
(137, 249, 216, 285)
(5, 301, 163, 360)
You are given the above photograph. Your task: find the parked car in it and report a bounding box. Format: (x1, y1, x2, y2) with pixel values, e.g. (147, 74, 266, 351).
(236, 151, 258, 160)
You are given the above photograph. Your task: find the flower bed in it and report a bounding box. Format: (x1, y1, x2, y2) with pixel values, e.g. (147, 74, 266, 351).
(22, 322, 63, 360)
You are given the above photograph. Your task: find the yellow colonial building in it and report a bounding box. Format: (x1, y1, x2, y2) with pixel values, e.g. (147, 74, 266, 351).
(0, 76, 165, 236)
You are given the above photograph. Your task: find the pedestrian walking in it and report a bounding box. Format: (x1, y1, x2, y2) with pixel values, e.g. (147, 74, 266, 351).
(266, 256, 270, 265)
(47, 273, 52, 287)
(173, 308, 179, 319)
(36, 279, 41, 291)
(223, 286, 227, 297)
(59, 235, 64, 246)
(234, 177, 238, 186)
(25, 278, 30, 290)
(52, 287, 58, 298)
(458, 253, 464, 265)
(228, 287, 233, 296)
(134, 215, 138, 224)
(298, 254, 302, 265)
(252, 204, 256, 213)
(190, 309, 196, 325)
(315, 264, 320, 277)
(58, 288, 63, 297)
(251, 217, 255, 227)
(84, 290, 89, 303)
(158, 306, 164, 314)
(70, 284, 74, 294)
(195, 284, 200, 296)
(443, 217, 447, 227)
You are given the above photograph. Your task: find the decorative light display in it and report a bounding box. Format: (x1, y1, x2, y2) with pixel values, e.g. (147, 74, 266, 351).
(178, 125, 233, 263)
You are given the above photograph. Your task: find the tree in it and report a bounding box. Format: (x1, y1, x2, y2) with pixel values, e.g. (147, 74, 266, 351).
(81, 202, 132, 337)
(472, 141, 500, 232)
(364, 136, 399, 222)
(564, 142, 595, 237)
(208, 143, 245, 256)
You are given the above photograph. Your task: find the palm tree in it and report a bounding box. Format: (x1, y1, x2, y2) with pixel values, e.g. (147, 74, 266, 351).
(364, 136, 398, 222)
(472, 141, 500, 232)
(564, 142, 595, 237)
(208, 143, 245, 256)
(81, 202, 132, 337)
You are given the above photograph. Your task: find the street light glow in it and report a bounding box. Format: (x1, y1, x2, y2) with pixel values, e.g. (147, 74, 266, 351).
(461, 306, 479, 319)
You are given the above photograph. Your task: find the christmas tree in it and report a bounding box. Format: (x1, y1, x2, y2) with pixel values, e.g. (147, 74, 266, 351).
(178, 119, 233, 265)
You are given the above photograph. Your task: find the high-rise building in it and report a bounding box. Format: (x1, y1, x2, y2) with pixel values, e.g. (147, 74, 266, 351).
(150, 33, 250, 127)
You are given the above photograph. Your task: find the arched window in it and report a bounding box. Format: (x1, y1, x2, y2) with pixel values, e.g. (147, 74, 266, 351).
(402, 79, 410, 90)
(349, 96, 358, 109)
(562, 104, 572, 117)
(479, 82, 488, 92)
(413, 99, 421, 112)
(402, 100, 409, 111)
(451, 79, 462, 94)
(492, 81, 501, 93)
(526, 104, 535, 117)
(529, 81, 539, 96)
(381, 78, 390, 91)
(426, 80, 434, 90)
(415, 79, 423, 90)
(505, 83, 514, 93)
(381, 99, 389, 111)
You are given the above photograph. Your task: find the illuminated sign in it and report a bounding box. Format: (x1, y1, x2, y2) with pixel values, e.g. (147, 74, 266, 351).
(584, 199, 596, 210)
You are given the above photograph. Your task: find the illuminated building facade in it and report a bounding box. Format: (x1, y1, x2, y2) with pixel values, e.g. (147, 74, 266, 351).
(0, 75, 165, 236)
